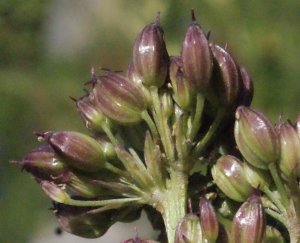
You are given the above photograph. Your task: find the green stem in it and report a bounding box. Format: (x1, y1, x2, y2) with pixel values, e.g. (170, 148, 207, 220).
(141, 110, 158, 138)
(264, 208, 285, 226)
(262, 186, 287, 216)
(268, 163, 289, 209)
(188, 93, 205, 141)
(150, 86, 174, 162)
(155, 170, 188, 243)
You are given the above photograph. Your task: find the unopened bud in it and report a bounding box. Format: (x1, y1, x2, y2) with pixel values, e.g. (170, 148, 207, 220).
(43, 131, 106, 172)
(182, 9, 213, 93)
(11, 145, 68, 180)
(212, 155, 251, 202)
(174, 213, 203, 243)
(243, 162, 272, 189)
(231, 194, 266, 243)
(93, 72, 147, 125)
(76, 93, 115, 132)
(199, 196, 219, 243)
(132, 12, 169, 88)
(234, 106, 280, 169)
(277, 121, 300, 178)
(210, 45, 241, 108)
(55, 203, 112, 238)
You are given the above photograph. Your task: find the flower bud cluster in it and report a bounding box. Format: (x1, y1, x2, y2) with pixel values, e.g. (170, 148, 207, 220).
(15, 8, 299, 243)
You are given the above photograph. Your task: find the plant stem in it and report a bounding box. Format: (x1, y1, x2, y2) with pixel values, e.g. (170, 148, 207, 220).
(156, 170, 188, 243)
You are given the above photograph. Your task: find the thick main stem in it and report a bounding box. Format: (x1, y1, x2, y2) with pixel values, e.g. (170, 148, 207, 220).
(157, 170, 188, 243)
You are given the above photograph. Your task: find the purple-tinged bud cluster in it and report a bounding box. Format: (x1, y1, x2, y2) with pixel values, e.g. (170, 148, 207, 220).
(15, 8, 299, 243)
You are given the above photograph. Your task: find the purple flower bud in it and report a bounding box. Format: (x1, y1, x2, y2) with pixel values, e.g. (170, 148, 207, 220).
(210, 45, 242, 107)
(277, 121, 300, 178)
(234, 106, 280, 169)
(11, 145, 68, 180)
(199, 196, 219, 242)
(42, 131, 106, 172)
(212, 155, 251, 202)
(132, 12, 169, 88)
(231, 194, 266, 243)
(54, 203, 112, 238)
(93, 72, 147, 125)
(181, 9, 213, 93)
(174, 213, 203, 243)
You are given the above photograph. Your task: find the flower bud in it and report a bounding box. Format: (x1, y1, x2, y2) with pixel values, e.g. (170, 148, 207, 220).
(170, 58, 193, 110)
(11, 145, 68, 180)
(174, 213, 203, 243)
(199, 196, 219, 243)
(160, 89, 174, 119)
(237, 66, 254, 107)
(234, 106, 280, 169)
(65, 172, 103, 198)
(76, 93, 115, 132)
(210, 45, 241, 107)
(42, 131, 107, 172)
(39, 180, 70, 203)
(93, 72, 147, 125)
(132, 12, 169, 88)
(265, 226, 285, 243)
(54, 203, 112, 238)
(181, 9, 213, 93)
(212, 155, 251, 202)
(231, 194, 266, 243)
(243, 162, 272, 189)
(277, 121, 300, 178)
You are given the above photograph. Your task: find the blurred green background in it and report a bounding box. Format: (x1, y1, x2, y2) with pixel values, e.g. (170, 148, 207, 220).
(1, 0, 300, 242)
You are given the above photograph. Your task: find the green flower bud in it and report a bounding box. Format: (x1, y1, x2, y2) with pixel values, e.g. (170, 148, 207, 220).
(39, 179, 70, 203)
(199, 196, 219, 243)
(231, 194, 266, 243)
(160, 89, 174, 119)
(265, 226, 285, 243)
(93, 72, 147, 125)
(174, 213, 203, 243)
(212, 155, 251, 202)
(64, 172, 103, 198)
(277, 121, 300, 178)
(42, 131, 106, 172)
(182, 9, 213, 93)
(237, 66, 254, 107)
(11, 145, 68, 180)
(132, 12, 169, 88)
(55, 203, 112, 238)
(210, 45, 242, 108)
(94, 135, 117, 161)
(243, 162, 272, 189)
(234, 106, 280, 169)
(76, 93, 115, 132)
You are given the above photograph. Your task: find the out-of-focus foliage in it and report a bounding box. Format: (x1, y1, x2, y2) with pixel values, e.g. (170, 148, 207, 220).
(1, 0, 299, 242)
